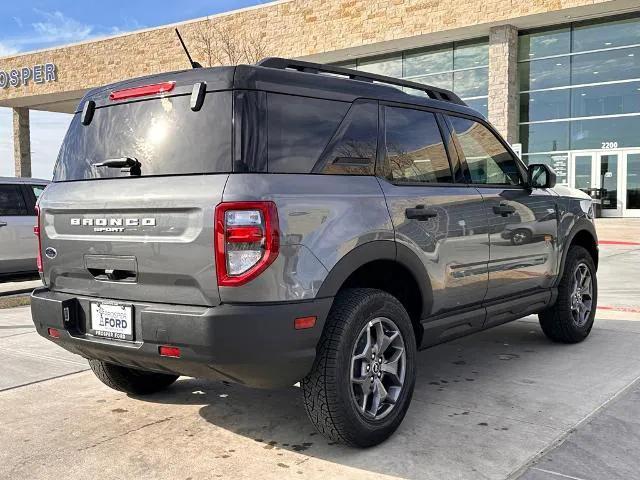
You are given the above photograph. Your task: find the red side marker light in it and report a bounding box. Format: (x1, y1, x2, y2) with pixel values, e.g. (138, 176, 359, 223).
(109, 82, 176, 101)
(159, 345, 181, 358)
(294, 316, 316, 330)
(48, 328, 60, 339)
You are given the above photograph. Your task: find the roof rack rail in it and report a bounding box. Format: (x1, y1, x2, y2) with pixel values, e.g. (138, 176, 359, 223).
(256, 57, 466, 106)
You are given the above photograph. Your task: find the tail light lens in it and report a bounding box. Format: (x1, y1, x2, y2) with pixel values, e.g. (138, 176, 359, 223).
(34, 205, 42, 273)
(109, 81, 175, 101)
(214, 202, 279, 287)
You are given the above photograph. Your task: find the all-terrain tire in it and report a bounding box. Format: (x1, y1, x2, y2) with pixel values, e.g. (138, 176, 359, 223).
(539, 245, 597, 343)
(89, 360, 179, 395)
(301, 288, 417, 447)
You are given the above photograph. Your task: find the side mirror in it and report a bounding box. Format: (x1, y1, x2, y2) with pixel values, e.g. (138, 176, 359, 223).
(528, 163, 557, 189)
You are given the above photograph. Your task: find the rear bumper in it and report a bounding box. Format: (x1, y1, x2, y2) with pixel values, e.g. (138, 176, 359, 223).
(30, 288, 333, 388)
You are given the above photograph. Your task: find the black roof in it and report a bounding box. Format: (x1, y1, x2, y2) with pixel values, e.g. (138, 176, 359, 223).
(78, 58, 482, 119)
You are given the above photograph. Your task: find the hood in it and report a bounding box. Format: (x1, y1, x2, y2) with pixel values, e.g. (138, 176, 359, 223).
(552, 185, 592, 200)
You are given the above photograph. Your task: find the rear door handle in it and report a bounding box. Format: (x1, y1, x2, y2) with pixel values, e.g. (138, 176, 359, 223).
(492, 204, 516, 217)
(0, 220, 7, 227)
(405, 205, 438, 221)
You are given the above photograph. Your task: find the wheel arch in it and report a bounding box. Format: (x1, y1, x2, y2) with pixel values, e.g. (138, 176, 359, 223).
(556, 220, 599, 286)
(316, 241, 432, 345)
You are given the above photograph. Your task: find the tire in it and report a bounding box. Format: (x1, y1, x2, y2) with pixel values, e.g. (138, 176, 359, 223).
(539, 245, 597, 343)
(89, 360, 179, 395)
(510, 229, 531, 245)
(301, 288, 417, 447)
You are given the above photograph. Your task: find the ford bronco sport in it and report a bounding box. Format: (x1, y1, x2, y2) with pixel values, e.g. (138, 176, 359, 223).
(31, 58, 598, 447)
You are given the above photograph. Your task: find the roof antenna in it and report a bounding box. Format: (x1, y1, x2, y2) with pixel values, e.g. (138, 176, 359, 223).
(175, 28, 202, 69)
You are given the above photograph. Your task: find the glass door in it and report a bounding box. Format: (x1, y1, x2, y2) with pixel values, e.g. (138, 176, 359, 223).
(623, 150, 640, 217)
(597, 152, 622, 217)
(571, 153, 595, 195)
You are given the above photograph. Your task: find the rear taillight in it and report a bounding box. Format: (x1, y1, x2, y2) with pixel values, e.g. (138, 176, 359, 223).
(214, 202, 279, 287)
(34, 205, 42, 273)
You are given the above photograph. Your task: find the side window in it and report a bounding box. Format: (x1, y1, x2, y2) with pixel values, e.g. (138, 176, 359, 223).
(314, 101, 377, 175)
(31, 185, 46, 200)
(267, 93, 349, 173)
(0, 184, 28, 216)
(448, 116, 523, 185)
(384, 106, 453, 184)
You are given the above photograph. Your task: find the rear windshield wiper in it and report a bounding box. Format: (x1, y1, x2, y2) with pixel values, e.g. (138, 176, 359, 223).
(93, 157, 141, 176)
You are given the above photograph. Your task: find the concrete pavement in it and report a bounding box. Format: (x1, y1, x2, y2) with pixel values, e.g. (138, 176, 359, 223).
(0, 237, 639, 479)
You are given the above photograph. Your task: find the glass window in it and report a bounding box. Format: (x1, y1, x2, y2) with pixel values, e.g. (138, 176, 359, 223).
(54, 93, 232, 181)
(449, 116, 522, 185)
(572, 82, 640, 117)
(454, 41, 489, 69)
(384, 107, 452, 183)
(571, 46, 640, 85)
(520, 121, 570, 153)
(358, 55, 402, 77)
(518, 28, 571, 60)
(600, 154, 619, 210)
(403, 46, 452, 77)
(519, 57, 571, 91)
(412, 72, 453, 91)
(0, 185, 28, 216)
(573, 155, 593, 192)
(316, 101, 377, 175)
(464, 98, 488, 118)
(572, 17, 640, 53)
(627, 153, 640, 210)
(520, 90, 570, 122)
(570, 116, 640, 150)
(454, 67, 488, 98)
(267, 94, 349, 173)
(31, 185, 46, 199)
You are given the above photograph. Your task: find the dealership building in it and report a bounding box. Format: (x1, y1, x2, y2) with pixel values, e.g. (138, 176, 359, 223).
(1, 0, 639, 216)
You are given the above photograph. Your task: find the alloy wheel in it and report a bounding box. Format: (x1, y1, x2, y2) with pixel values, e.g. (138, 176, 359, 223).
(570, 262, 593, 327)
(350, 317, 406, 420)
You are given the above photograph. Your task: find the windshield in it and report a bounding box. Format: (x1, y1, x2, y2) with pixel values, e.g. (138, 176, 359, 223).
(53, 91, 232, 181)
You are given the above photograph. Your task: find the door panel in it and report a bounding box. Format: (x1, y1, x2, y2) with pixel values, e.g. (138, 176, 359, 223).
(380, 180, 489, 315)
(573, 154, 594, 194)
(0, 184, 37, 274)
(477, 187, 559, 300)
(624, 151, 640, 216)
(598, 152, 622, 217)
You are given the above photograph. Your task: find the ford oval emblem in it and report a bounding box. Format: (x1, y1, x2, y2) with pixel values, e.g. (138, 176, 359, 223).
(45, 247, 57, 259)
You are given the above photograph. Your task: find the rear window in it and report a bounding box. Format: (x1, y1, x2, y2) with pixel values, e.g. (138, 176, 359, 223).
(53, 92, 232, 181)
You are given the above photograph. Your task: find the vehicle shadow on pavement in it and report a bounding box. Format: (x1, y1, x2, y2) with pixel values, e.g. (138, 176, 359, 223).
(130, 317, 640, 480)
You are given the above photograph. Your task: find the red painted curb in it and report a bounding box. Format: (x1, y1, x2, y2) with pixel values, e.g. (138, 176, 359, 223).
(599, 240, 640, 246)
(598, 305, 640, 313)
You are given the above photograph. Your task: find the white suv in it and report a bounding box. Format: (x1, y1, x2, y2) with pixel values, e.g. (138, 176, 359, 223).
(0, 177, 48, 276)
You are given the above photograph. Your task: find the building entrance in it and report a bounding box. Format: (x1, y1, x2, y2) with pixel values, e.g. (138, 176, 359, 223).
(569, 149, 640, 217)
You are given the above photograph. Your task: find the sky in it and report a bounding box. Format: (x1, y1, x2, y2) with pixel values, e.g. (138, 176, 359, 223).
(0, 0, 271, 179)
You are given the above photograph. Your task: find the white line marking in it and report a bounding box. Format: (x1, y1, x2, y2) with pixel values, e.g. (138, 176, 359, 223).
(532, 467, 590, 480)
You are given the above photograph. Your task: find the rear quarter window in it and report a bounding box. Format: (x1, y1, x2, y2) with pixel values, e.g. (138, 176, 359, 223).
(267, 93, 350, 173)
(53, 91, 232, 181)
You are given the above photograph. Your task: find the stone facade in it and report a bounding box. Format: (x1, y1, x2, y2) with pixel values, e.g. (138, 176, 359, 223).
(0, 0, 614, 104)
(12, 108, 31, 178)
(488, 25, 519, 143)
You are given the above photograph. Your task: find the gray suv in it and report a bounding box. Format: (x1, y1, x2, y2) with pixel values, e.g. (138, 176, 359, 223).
(31, 58, 598, 447)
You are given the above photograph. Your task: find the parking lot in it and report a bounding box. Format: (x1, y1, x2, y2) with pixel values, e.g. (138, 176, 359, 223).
(1, 219, 639, 480)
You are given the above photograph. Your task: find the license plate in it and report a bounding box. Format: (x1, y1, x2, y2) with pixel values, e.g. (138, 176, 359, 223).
(90, 303, 133, 341)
